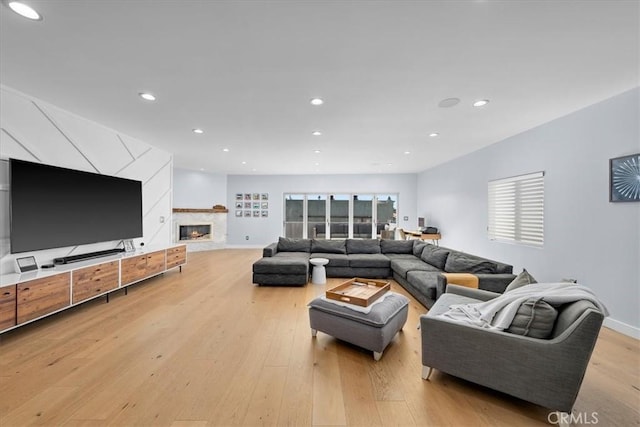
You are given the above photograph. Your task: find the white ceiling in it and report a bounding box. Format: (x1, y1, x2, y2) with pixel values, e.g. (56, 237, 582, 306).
(1, 0, 638, 175)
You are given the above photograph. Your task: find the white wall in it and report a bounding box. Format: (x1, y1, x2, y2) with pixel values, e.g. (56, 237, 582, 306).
(226, 173, 417, 246)
(0, 85, 173, 273)
(173, 168, 227, 209)
(416, 87, 640, 336)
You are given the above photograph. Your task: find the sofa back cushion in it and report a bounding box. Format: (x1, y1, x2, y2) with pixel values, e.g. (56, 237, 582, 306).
(420, 245, 450, 270)
(311, 239, 347, 254)
(347, 239, 381, 254)
(444, 251, 497, 274)
(507, 299, 558, 339)
(412, 240, 427, 257)
(278, 237, 311, 253)
(380, 239, 413, 254)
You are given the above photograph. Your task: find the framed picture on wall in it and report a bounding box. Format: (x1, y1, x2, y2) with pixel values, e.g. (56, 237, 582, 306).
(235, 210, 242, 217)
(610, 153, 640, 202)
(261, 193, 269, 200)
(253, 202, 260, 209)
(253, 193, 260, 200)
(244, 202, 251, 209)
(261, 202, 268, 209)
(253, 210, 260, 217)
(235, 202, 243, 209)
(244, 193, 251, 200)
(261, 210, 268, 217)
(244, 210, 251, 217)
(235, 193, 243, 200)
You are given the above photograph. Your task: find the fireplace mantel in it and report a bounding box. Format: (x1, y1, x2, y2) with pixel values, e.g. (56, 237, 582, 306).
(173, 207, 228, 213)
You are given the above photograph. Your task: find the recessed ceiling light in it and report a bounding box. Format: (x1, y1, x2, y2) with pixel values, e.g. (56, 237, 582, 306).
(139, 92, 156, 101)
(222, 148, 230, 152)
(310, 98, 324, 106)
(314, 162, 320, 166)
(404, 151, 411, 155)
(386, 163, 393, 166)
(313, 149, 321, 154)
(192, 128, 204, 134)
(199, 168, 204, 171)
(438, 98, 460, 108)
(6, 1, 42, 20)
(241, 161, 247, 165)
(312, 130, 322, 136)
(251, 168, 257, 172)
(473, 99, 490, 107)
(429, 132, 439, 137)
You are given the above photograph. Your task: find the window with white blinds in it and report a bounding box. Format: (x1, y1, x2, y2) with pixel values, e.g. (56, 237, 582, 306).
(488, 171, 545, 246)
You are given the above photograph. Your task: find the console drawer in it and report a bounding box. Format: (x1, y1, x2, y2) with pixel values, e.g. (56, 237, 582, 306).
(166, 245, 187, 269)
(72, 261, 119, 304)
(145, 251, 166, 276)
(17, 273, 71, 324)
(0, 285, 17, 330)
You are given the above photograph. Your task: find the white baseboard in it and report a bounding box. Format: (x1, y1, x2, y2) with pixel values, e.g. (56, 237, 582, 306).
(224, 244, 264, 249)
(604, 317, 640, 339)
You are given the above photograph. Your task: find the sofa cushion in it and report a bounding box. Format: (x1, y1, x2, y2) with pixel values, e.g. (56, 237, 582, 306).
(308, 292, 409, 328)
(505, 268, 537, 292)
(311, 253, 349, 267)
(412, 240, 427, 257)
(253, 256, 308, 275)
(444, 252, 497, 274)
(385, 253, 418, 261)
(347, 239, 381, 254)
(348, 254, 391, 268)
(406, 270, 440, 300)
(380, 239, 414, 254)
(420, 245, 450, 270)
(274, 252, 310, 260)
(506, 298, 558, 339)
(390, 258, 439, 279)
(311, 239, 347, 254)
(278, 237, 311, 253)
(426, 292, 481, 317)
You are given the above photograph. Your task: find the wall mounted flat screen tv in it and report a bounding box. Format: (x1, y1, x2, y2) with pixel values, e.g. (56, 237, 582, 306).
(10, 159, 143, 253)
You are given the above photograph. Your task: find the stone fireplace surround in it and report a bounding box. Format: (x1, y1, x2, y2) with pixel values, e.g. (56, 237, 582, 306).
(172, 208, 227, 252)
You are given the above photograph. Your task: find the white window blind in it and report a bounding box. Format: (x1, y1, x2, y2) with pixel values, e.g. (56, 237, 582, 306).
(488, 171, 544, 246)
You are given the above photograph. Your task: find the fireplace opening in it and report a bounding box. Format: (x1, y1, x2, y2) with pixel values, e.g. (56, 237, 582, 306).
(178, 224, 213, 241)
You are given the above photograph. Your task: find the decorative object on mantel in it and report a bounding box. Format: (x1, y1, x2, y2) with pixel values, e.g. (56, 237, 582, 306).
(234, 192, 269, 218)
(610, 153, 640, 202)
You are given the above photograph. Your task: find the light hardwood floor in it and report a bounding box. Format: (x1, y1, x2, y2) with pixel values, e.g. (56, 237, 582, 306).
(0, 249, 638, 426)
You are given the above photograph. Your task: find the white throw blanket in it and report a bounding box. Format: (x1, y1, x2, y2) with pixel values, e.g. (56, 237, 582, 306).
(439, 282, 609, 330)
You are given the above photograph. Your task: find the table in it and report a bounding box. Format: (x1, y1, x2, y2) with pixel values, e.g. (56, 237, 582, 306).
(402, 230, 441, 246)
(309, 257, 329, 284)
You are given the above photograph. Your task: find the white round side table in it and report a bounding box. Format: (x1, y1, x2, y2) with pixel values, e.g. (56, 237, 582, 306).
(309, 257, 329, 285)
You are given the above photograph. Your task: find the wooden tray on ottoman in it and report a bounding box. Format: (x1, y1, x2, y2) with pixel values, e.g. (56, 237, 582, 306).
(326, 278, 390, 307)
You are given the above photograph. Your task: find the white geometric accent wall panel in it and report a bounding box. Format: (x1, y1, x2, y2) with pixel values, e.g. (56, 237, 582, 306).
(0, 85, 173, 274)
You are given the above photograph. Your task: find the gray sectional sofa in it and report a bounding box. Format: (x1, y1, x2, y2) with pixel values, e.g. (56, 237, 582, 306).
(252, 237, 516, 308)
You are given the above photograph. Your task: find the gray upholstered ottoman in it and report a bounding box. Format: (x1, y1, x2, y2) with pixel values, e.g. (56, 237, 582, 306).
(252, 253, 309, 286)
(308, 292, 409, 360)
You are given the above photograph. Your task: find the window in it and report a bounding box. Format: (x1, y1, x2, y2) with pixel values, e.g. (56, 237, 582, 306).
(488, 172, 544, 246)
(283, 193, 398, 239)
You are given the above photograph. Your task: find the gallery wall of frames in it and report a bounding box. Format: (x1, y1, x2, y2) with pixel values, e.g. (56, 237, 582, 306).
(234, 193, 269, 218)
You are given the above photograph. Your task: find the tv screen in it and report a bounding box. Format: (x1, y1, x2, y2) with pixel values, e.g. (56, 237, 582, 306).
(10, 159, 143, 253)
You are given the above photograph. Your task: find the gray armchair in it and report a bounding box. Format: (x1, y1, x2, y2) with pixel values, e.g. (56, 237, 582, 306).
(420, 285, 604, 417)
